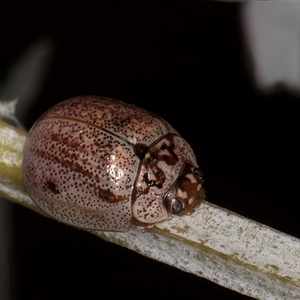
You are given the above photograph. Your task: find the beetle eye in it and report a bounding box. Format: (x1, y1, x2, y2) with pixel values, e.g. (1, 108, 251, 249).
(171, 199, 183, 215)
(193, 168, 203, 178)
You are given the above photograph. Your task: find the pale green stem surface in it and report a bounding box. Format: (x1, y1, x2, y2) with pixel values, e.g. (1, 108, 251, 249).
(1, 120, 300, 299)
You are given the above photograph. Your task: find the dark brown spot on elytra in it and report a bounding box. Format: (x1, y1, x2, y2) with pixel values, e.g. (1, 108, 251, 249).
(45, 180, 59, 194)
(97, 188, 124, 203)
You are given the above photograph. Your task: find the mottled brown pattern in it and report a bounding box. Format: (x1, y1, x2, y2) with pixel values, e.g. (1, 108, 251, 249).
(132, 134, 203, 227)
(45, 180, 59, 195)
(165, 164, 204, 216)
(97, 188, 124, 203)
(23, 96, 204, 232)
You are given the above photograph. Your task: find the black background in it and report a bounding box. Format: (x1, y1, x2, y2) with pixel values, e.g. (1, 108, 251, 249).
(1, 1, 300, 299)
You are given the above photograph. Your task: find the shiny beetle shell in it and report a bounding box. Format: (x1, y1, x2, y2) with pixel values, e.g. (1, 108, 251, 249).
(23, 96, 204, 232)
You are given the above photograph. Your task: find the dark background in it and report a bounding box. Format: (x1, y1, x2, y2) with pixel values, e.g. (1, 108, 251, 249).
(1, 1, 300, 299)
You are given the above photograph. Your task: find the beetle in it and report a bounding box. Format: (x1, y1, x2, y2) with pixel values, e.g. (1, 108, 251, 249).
(23, 96, 204, 232)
